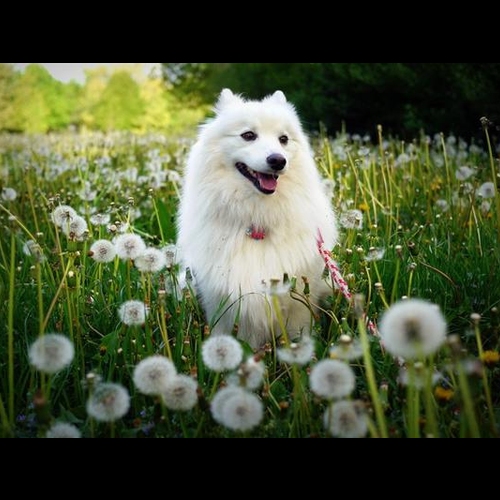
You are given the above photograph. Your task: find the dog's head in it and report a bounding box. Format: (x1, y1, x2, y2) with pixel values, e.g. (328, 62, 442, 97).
(201, 89, 309, 196)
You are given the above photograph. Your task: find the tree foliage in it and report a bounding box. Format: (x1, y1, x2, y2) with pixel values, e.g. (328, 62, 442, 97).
(162, 62, 500, 135)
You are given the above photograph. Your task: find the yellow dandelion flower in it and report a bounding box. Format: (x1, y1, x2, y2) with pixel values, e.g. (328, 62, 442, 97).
(482, 351, 500, 366)
(435, 387, 455, 402)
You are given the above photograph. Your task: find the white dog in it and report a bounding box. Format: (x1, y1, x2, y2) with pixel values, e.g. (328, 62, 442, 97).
(178, 89, 338, 349)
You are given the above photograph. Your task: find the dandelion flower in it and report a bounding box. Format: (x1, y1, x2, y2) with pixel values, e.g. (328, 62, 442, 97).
(324, 401, 368, 439)
(1, 187, 17, 201)
(135, 248, 167, 273)
(163, 244, 179, 268)
(365, 247, 386, 263)
(211, 387, 246, 425)
(61, 215, 88, 239)
(90, 240, 116, 263)
(220, 391, 264, 432)
(29, 334, 74, 374)
(162, 375, 198, 412)
(227, 357, 266, 391)
(478, 182, 496, 199)
(90, 213, 111, 226)
(87, 383, 130, 423)
(310, 360, 356, 400)
(330, 335, 363, 361)
(115, 234, 147, 261)
(23, 240, 45, 263)
(46, 423, 82, 439)
(51, 205, 77, 227)
(119, 301, 148, 327)
(398, 364, 442, 389)
(340, 210, 364, 230)
(278, 337, 315, 367)
(436, 200, 449, 213)
(456, 166, 475, 181)
(379, 299, 448, 359)
(202, 336, 243, 373)
(133, 356, 177, 396)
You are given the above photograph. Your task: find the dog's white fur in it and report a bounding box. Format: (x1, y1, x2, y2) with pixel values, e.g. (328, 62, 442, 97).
(178, 90, 338, 349)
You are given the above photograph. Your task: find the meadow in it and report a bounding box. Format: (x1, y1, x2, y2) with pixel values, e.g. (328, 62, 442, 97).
(0, 125, 499, 439)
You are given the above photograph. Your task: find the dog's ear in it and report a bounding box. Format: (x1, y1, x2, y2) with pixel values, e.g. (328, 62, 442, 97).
(215, 89, 243, 113)
(269, 90, 287, 105)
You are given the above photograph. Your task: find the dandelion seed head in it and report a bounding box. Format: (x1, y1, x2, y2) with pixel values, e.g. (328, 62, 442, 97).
(202, 336, 243, 373)
(162, 244, 179, 268)
(29, 334, 74, 375)
(219, 391, 264, 432)
(227, 357, 266, 391)
(211, 386, 246, 425)
(51, 205, 77, 227)
(278, 337, 315, 367)
(365, 247, 386, 262)
(1, 187, 17, 201)
(87, 383, 130, 423)
(380, 299, 448, 360)
(115, 234, 147, 261)
(119, 301, 148, 327)
(478, 182, 496, 199)
(90, 213, 111, 226)
(46, 422, 81, 439)
(456, 166, 476, 181)
(330, 336, 363, 361)
(340, 210, 364, 230)
(135, 248, 167, 273)
(310, 360, 356, 400)
(324, 401, 368, 439)
(133, 356, 177, 396)
(90, 240, 116, 263)
(62, 215, 88, 239)
(23, 240, 45, 263)
(162, 375, 198, 412)
(398, 365, 442, 389)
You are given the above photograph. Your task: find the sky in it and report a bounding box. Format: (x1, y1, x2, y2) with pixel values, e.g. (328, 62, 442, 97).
(14, 63, 160, 83)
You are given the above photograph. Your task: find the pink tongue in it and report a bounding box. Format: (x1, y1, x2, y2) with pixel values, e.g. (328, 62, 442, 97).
(256, 173, 278, 192)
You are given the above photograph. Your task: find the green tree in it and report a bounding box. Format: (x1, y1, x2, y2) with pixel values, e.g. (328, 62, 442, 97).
(0, 63, 16, 131)
(93, 72, 145, 131)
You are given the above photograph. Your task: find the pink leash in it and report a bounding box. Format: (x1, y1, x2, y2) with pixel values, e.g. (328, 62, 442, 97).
(317, 230, 378, 336)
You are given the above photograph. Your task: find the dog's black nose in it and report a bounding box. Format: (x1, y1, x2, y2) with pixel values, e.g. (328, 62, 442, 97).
(267, 154, 287, 171)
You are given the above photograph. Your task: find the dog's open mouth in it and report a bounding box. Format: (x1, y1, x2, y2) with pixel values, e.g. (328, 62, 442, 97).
(236, 163, 279, 195)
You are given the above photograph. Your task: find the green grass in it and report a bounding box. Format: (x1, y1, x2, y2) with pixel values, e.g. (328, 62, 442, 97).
(0, 128, 499, 439)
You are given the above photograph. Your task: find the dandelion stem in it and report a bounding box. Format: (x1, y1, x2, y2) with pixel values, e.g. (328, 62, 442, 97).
(456, 363, 481, 438)
(358, 315, 389, 438)
(7, 231, 16, 426)
(474, 323, 498, 434)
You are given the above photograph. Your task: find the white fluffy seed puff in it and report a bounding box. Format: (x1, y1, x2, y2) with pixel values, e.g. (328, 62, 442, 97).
(227, 357, 266, 391)
(51, 205, 77, 227)
(310, 360, 356, 400)
(114, 234, 147, 261)
(90, 240, 116, 263)
(202, 336, 243, 373)
(61, 215, 88, 240)
(324, 401, 368, 439)
(162, 375, 199, 412)
(46, 423, 82, 439)
(135, 248, 167, 273)
(379, 299, 448, 360)
(119, 301, 148, 327)
(29, 335, 75, 375)
(133, 356, 177, 396)
(218, 390, 264, 432)
(86, 383, 130, 423)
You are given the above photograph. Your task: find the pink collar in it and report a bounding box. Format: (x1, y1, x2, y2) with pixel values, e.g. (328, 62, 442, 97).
(246, 225, 266, 241)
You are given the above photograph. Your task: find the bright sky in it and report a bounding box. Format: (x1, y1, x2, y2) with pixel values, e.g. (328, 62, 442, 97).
(14, 63, 160, 83)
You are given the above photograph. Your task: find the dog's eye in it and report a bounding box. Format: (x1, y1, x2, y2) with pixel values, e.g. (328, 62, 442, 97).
(279, 135, 289, 146)
(241, 132, 258, 142)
